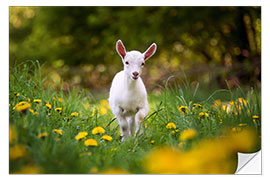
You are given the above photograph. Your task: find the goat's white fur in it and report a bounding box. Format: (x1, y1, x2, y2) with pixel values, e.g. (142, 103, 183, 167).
(108, 40, 157, 141)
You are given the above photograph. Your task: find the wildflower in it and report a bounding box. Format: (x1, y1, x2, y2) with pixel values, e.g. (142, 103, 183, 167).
(9, 124, 17, 143)
(90, 167, 98, 174)
(101, 168, 129, 174)
(171, 130, 176, 134)
(237, 98, 247, 106)
(179, 128, 197, 141)
(145, 123, 148, 128)
(102, 135, 113, 141)
(213, 99, 222, 107)
(252, 115, 259, 119)
(11, 165, 43, 174)
(13, 101, 31, 112)
(53, 97, 56, 101)
(55, 107, 62, 114)
(38, 132, 48, 139)
(32, 112, 39, 115)
(192, 103, 202, 109)
(178, 142, 184, 148)
(84, 138, 98, 147)
(92, 126, 105, 135)
(75, 131, 88, 140)
(46, 103, 52, 110)
(238, 123, 247, 127)
(166, 122, 176, 129)
(99, 106, 107, 115)
(198, 112, 209, 118)
(13, 92, 20, 96)
(150, 140, 155, 144)
(27, 98, 31, 102)
(99, 99, 110, 109)
(29, 108, 34, 113)
(53, 129, 63, 135)
(71, 112, 79, 117)
(9, 144, 27, 160)
(178, 106, 188, 114)
(33, 99, 42, 103)
(58, 97, 63, 102)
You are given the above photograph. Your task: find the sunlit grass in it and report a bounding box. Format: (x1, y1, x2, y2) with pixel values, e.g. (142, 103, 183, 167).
(9, 61, 261, 174)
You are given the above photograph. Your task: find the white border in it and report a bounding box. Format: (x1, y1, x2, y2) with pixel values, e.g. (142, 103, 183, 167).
(2, 0, 268, 179)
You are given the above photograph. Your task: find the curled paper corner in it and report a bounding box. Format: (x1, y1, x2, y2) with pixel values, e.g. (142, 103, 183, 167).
(236, 150, 261, 174)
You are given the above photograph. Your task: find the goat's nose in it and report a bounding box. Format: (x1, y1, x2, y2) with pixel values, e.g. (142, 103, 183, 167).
(132, 72, 139, 77)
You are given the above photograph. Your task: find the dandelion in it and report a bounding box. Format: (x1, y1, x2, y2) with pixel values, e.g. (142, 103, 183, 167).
(53, 97, 56, 101)
(237, 98, 247, 106)
(238, 123, 247, 127)
(198, 112, 209, 118)
(46, 103, 52, 110)
(55, 107, 62, 114)
(99, 99, 110, 109)
(75, 131, 88, 140)
(32, 112, 39, 115)
(150, 140, 155, 144)
(33, 99, 42, 103)
(192, 103, 202, 109)
(9, 144, 27, 160)
(71, 112, 79, 117)
(102, 135, 113, 141)
(92, 126, 105, 135)
(84, 138, 98, 147)
(90, 167, 98, 174)
(178, 106, 188, 114)
(58, 97, 63, 102)
(13, 101, 31, 112)
(166, 122, 176, 129)
(27, 97, 31, 102)
(99, 106, 107, 115)
(38, 132, 48, 139)
(13, 92, 20, 96)
(9, 124, 17, 143)
(179, 128, 197, 141)
(178, 142, 184, 148)
(11, 165, 43, 174)
(252, 115, 259, 119)
(53, 129, 63, 135)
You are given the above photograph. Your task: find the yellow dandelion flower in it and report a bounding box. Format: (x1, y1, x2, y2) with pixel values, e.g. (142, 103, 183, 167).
(27, 98, 31, 102)
(9, 144, 27, 160)
(179, 142, 184, 148)
(99, 99, 110, 109)
(71, 112, 79, 117)
(198, 112, 209, 118)
(166, 122, 176, 129)
(58, 97, 63, 102)
(46, 103, 52, 109)
(84, 138, 98, 146)
(179, 128, 197, 141)
(33, 99, 42, 103)
(53, 97, 56, 101)
(192, 103, 202, 109)
(75, 131, 88, 140)
(55, 107, 62, 114)
(238, 123, 247, 127)
(32, 112, 39, 115)
(11, 165, 43, 174)
(9, 124, 17, 143)
(14, 101, 31, 112)
(90, 167, 98, 174)
(178, 106, 188, 114)
(150, 140, 155, 144)
(101, 168, 129, 174)
(92, 126, 105, 135)
(13, 92, 20, 96)
(102, 135, 113, 141)
(171, 130, 176, 134)
(29, 108, 34, 113)
(38, 132, 48, 139)
(53, 129, 63, 135)
(252, 115, 259, 119)
(99, 106, 108, 115)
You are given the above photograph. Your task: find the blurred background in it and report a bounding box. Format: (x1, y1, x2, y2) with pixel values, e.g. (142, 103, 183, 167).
(9, 7, 261, 95)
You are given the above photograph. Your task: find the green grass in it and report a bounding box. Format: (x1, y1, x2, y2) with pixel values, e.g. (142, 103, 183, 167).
(9, 61, 261, 174)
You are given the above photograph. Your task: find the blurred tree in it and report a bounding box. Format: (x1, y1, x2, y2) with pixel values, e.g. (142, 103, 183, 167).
(9, 7, 261, 90)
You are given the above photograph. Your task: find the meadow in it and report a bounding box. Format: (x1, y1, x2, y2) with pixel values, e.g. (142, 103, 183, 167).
(9, 61, 261, 174)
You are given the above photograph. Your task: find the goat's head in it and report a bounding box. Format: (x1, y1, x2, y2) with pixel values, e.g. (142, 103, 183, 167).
(116, 40, 157, 80)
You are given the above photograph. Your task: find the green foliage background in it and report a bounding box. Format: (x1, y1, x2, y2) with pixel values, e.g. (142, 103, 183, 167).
(10, 7, 261, 92)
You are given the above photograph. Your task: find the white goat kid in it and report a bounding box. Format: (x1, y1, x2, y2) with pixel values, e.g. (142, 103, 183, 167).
(109, 40, 157, 141)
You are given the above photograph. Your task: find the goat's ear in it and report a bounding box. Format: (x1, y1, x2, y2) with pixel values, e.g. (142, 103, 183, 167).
(116, 40, 126, 59)
(143, 43, 157, 61)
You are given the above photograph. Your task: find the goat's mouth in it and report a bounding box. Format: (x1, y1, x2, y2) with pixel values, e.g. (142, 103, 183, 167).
(132, 76, 139, 80)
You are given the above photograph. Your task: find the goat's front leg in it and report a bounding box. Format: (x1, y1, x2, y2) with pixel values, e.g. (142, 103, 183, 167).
(135, 108, 148, 136)
(128, 116, 135, 136)
(114, 107, 129, 141)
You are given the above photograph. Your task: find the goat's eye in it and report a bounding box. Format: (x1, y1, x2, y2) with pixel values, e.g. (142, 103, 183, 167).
(141, 62, 145, 66)
(125, 61, 129, 65)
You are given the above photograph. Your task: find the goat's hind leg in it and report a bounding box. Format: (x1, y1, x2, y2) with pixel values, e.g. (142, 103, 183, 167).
(135, 108, 148, 136)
